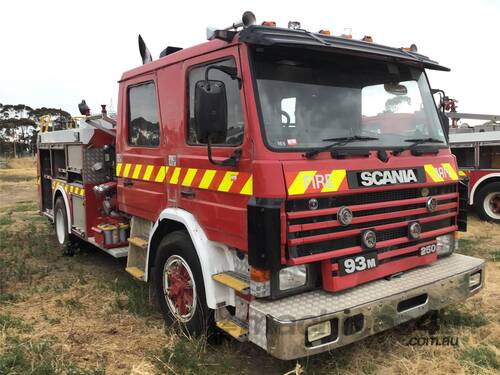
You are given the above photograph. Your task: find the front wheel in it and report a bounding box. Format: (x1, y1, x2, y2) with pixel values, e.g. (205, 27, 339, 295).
(475, 182, 500, 223)
(153, 230, 214, 336)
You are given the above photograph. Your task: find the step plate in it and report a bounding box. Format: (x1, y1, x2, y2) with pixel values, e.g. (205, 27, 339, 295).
(126, 266, 145, 280)
(128, 236, 148, 249)
(212, 272, 250, 293)
(216, 318, 248, 340)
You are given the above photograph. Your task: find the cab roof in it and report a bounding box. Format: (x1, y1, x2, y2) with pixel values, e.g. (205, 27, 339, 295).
(121, 25, 449, 82)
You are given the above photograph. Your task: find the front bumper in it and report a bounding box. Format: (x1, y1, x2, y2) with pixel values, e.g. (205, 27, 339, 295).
(248, 254, 485, 360)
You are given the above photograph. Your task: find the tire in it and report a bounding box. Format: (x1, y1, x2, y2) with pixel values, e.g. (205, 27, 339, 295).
(54, 197, 76, 255)
(474, 182, 500, 223)
(153, 230, 214, 336)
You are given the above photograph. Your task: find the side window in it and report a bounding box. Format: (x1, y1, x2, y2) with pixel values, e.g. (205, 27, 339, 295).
(187, 58, 244, 146)
(452, 146, 475, 168)
(128, 82, 160, 147)
(479, 145, 500, 169)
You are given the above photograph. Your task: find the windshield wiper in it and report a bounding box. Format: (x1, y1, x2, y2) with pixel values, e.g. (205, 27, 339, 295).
(404, 137, 444, 148)
(304, 135, 379, 159)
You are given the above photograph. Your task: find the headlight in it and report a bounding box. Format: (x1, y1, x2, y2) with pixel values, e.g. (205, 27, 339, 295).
(436, 233, 456, 257)
(279, 265, 307, 291)
(469, 271, 482, 290)
(307, 321, 331, 342)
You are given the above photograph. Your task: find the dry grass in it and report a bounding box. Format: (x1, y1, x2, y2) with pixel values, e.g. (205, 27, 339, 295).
(1, 158, 499, 374)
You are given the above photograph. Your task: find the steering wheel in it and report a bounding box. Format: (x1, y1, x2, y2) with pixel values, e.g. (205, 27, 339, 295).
(280, 110, 291, 127)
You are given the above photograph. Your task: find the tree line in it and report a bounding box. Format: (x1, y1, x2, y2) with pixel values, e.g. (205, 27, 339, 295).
(0, 103, 72, 158)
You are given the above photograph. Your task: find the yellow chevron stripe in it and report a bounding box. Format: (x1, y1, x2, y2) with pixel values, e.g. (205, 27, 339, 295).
(122, 163, 132, 178)
(441, 163, 458, 181)
(155, 166, 167, 182)
(459, 169, 466, 177)
(240, 176, 253, 195)
(182, 168, 198, 186)
(132, 164, 142, 179)
(199, 170, 216, 189)
(143, 165, 154, 181)
(321, 169, 346, 193)
(288, 171, 317, 195)
(218, 171, 239, 192)
(424, 164, 444, 182)
(170, 167, 181, 184)
(116, 162, 122, 177)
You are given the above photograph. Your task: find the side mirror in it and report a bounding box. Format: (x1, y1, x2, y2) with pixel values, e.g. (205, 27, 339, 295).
(194, 80, 228, 144)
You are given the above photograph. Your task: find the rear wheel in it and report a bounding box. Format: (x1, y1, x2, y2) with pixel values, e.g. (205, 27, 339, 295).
(475, 182, 500, 223)
(54, 197, 76, 254)
(153, 230, 214, 336)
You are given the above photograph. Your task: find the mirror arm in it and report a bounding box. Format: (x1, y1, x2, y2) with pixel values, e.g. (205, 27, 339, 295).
(205, 66, 242, 88)
(207, 139, 241, 167)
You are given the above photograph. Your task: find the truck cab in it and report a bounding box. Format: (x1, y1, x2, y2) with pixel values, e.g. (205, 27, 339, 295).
(38, 16, 485, 360)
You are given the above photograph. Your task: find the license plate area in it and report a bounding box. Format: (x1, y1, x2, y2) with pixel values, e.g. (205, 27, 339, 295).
(338, 252, 378, 276)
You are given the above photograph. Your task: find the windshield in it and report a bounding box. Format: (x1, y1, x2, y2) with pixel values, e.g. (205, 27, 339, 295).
(252, 48, 446, 150)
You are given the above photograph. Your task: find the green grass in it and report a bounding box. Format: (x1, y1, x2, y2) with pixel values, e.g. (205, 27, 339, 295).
(0, 313, 33, 333)
(460, 346, 500, 373)
(9, 202, 38, 212)
(0, 314, 104, 375)
(0, 292, 17, 305)
(151, 336, 233, 375)
(458, 238, 499, 261)
(111, 275, 157, 317)
(440, 306, 489, 329)
(0, 214, 14, 225)
(0, 336, 105, 375)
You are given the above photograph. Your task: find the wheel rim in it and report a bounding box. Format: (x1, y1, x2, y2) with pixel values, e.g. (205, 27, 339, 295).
(55, 208, 65, 244)
(483, 192, 500, 220)
(163, 255, 197, 322)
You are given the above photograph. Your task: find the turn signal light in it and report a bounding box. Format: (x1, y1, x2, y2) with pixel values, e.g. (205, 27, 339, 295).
(318, 29, 331, 35)
(250, 267, 271, 282)
(362, 35, 373, 42)
(262, 21, 276, 27)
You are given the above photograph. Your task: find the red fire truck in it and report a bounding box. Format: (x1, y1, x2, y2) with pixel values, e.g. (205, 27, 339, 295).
(449, 122, 500, 222)
(36, 12, 485, 359)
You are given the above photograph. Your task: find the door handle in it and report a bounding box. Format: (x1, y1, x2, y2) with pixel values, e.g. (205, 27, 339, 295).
(181, 190, 196, 198)
(123, 179, 134, 187)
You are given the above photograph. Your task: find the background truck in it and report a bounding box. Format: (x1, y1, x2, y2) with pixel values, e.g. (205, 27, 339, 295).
(36, 12, 485, 360)
(432, 93, 500, 222)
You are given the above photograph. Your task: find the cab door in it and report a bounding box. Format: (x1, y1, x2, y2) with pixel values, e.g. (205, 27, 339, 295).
(167, 47, 252, 250)
(116, 74, 166, 221)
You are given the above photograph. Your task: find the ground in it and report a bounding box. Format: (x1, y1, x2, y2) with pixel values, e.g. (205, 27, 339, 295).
(0, 158, 499, 375)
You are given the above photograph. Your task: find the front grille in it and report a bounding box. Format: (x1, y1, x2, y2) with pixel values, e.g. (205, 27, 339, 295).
(286, 185, 456, 212)
(286, 184, 458, 262)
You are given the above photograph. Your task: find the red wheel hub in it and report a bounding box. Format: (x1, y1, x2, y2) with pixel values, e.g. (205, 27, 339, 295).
(491, 195, 500, 214)
(166, 262, 194, 316)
